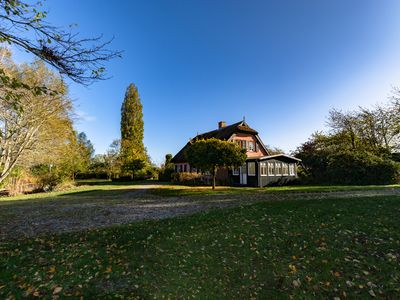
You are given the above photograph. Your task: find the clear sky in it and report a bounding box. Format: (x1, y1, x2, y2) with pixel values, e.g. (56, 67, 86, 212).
(13, 0, 400, 164)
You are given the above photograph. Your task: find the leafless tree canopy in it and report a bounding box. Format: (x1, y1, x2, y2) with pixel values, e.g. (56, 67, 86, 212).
(327, 96, 400, 153)
(0, 0, 122, 85)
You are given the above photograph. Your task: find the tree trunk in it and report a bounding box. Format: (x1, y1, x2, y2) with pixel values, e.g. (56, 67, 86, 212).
(212, 167, 216, 190)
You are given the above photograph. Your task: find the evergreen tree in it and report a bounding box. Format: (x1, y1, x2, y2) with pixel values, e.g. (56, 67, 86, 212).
(120, 83, 146, 179)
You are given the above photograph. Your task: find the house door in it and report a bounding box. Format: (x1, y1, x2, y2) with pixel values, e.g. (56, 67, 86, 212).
(240, 164, 247, 185)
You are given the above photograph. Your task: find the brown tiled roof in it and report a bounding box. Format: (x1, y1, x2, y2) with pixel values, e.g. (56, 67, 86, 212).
(171, 121, 259, 163)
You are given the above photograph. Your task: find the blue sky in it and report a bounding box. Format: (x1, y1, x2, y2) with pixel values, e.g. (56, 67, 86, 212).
(12, 0, 400, 164)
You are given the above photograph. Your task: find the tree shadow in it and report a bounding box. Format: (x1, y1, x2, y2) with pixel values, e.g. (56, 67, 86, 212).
(76, 180, 173, 186)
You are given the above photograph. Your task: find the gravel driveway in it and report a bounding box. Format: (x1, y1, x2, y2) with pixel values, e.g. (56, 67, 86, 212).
(1, 185, 400, 241)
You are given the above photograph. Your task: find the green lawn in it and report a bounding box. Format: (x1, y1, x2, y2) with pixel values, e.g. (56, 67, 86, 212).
(2, 180, 399, 203)
(148, 183, 400, 197)
(1, 194, 399, 298)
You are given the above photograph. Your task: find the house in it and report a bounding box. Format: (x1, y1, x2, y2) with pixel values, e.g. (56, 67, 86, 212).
(171, 120, 301, 187)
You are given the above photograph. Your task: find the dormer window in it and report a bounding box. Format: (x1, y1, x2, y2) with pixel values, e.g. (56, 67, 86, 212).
(249, 141, 255, 151)
(233, 139, 260, 152)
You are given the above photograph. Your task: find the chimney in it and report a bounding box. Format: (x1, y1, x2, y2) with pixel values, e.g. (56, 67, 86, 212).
(218, 121, 227, 129)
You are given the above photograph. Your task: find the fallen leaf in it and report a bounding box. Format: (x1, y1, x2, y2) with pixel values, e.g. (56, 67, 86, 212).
(292, 279, 301, 288)
(368, 290, 376, 297)
(53, 286, 62, 295)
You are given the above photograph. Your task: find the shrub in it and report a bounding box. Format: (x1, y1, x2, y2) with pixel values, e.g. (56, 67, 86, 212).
(53, 180, 76, 192)
(171, 172, 203, 185)
(3, 168, 38, 195)
(326, 151, 400, 185)
(158, 167, 174, 181)
(30, 164, 70, 191)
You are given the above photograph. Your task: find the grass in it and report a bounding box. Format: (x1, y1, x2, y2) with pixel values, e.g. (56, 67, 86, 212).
(149, 183, 400, 197)
(1, 180, 399, 202)
(1, 194, 399, 298)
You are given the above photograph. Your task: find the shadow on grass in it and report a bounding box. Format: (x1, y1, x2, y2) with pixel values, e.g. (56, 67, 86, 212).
(1, 181, 399, 208)
(0, 188, 136, 207)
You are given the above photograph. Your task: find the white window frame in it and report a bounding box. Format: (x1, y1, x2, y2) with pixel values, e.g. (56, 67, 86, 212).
(275, 162, 282, 176)
(268, 162, 274, 176)
(249, 141, 255, 152)
(260, 162, 267, 176)
(282, 163, 289, 176)
(289, 164, 295, 176)
(232, 168, 240, 175)
(248, 162, 256, 176)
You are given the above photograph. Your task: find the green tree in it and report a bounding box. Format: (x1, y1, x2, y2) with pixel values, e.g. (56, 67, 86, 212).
(60, 131, 87, 181)
(123, 158, 146, 181)
(77, 132, 94, 168)
(120, 83, 146, 179)
(103, 139, 122, 180)
(165, 154, 173, 165)
(159, 153, 175, 181)
(295, 94, 400, 185)
(265, 145, 284, 155)
(185, 138, 247, 190)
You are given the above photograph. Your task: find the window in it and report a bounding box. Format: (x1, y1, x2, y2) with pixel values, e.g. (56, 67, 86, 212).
(248, 162, 256, 176)
(268, 162, 274, 175)
(282, 163, 289, 175)
(275, 162, 282, 176)
(241, 140, 247, 150)
(260, 162, 267, 176)
(183, 164, 187, 172)
(232, 168, 240, 175)
(249, 141, 255, 151)
(289, 164, 295, 176)
(174, 165, 178, 172)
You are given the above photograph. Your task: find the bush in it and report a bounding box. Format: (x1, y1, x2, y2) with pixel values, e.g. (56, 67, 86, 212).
(75, 172, 109, 180)
(326, 151, 400, 185)
(3, 168, 38, 195)
(158, 167, 174, 181)
(30, 164, 69, 191)
(171, 172, 203, 185)
(53, 180, 76, 192)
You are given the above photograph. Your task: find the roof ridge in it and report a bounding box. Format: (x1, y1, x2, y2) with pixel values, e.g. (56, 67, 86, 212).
(194, 120, 244, 138)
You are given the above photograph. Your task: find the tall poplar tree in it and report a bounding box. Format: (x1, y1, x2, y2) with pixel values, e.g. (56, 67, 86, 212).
(120, 83, 146, 179)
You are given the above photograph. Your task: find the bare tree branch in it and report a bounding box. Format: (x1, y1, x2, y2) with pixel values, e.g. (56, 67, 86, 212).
(0, 0, 122, 85)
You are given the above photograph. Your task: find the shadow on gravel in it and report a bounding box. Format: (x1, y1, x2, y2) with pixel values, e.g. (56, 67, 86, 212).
(76, 180, 173, 186)
(0, 188, 150, 207)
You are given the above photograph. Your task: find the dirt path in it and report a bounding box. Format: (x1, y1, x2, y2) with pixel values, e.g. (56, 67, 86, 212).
(1, 186, 399, 241)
